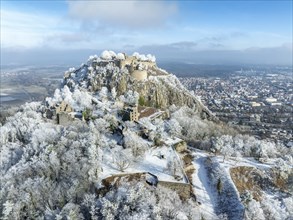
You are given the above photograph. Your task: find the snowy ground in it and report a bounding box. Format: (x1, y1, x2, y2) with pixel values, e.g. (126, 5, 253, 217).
(100, 146, 187, 183)
(190, 149, 273, 218)
(99, 141, 281, 220)
(189, 148, 288, 220)
(192, 152, 218, 220)
(190, 148, 275, 170)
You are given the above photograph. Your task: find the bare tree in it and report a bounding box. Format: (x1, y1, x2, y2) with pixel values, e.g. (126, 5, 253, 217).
(113, 152, 130, 172)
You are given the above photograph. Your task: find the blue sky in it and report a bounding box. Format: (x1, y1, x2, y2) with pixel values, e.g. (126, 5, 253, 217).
(1, 0, 292, 65)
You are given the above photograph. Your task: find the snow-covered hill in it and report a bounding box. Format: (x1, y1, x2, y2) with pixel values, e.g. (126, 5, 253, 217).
(62, 51, 215, 120)
(0, 51, 292, 219)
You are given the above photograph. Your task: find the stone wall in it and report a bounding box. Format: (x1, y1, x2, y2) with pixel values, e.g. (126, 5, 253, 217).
(56, 101, 73, 114)
(140, 61, 156, 69)
(131, 70, 148, 81)
(119, 56, 136, 69)
(57, 112, 73, 126)
(100, 172, 192, 200)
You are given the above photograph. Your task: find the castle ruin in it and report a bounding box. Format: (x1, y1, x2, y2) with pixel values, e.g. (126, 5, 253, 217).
(118, 54, 157, 81)
(55, 101, 74, 125)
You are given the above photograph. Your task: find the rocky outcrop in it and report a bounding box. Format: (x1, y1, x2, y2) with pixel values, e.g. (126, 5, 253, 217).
(230, 166, 292, 201)
(63, 52, 215, 120)
(157, 181, 192, 200)
(230, 166, 264, 201)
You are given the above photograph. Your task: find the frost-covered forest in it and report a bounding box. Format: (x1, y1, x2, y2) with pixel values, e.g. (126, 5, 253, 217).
(1, 51, 292, 220)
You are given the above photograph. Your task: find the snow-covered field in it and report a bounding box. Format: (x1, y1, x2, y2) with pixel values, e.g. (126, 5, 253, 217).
(100, 146, 187, 183)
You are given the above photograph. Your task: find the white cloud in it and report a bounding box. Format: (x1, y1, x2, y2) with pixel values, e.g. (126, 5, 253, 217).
(169, 41, 198, 49)
(1, 2, 290, 62)
(46, 33, 90, 43)
(0, 8, 94, 49)
(0, 9, 60, 48)
(67, 0, 177, 28)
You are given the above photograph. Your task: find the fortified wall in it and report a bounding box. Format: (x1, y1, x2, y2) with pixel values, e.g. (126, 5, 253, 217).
(118, 55, 157, 81)
(100, 172, 193, 200)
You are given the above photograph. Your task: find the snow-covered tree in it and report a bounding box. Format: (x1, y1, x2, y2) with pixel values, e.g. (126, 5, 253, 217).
(166, 118, 182, 137)
(99, 86, 108, 101)
(167, 156, 181, 178)
(116, 53, 125, 60)
(2, 201, 14, 220)
(261, 196, 290, 220)
(241, 191, 265, 220)
(111, 87, 117, 100)
(100, 50, 113, 60)
(120, 90, 139, 105)
(123, 131, 148, 158)
(211, 135, 235, 161)
(113, 151, 130, 172)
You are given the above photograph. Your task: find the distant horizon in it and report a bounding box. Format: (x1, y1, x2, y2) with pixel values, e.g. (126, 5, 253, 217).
(1, 0, 292, 66)
(1, 48, 292, 67)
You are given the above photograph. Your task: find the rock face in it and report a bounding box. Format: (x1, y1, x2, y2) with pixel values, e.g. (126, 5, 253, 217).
(230, 166, 264, 201)
(63, 51, 215, 120)
(230, 166, 293, 201)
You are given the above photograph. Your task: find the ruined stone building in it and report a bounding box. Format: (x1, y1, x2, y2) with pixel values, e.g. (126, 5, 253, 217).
(118, 55, 157, 81)
(55, 101, 74, 125)
(56, 101, 73, 114)
(121, 105, 140, 122)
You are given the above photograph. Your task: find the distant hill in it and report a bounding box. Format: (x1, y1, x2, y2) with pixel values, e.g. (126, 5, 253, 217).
(157, 62, 240, 77)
